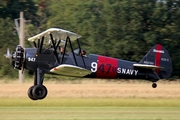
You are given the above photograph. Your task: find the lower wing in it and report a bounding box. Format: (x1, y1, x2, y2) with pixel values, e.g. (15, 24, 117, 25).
(50, 64, 91, 77)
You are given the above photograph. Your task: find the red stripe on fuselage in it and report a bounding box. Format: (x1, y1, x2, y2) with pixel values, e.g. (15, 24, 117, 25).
(155, 44, 162, 74)
(96, 56, 118, 78)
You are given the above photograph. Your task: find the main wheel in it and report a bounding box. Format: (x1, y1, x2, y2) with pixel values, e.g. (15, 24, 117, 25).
(152, 83, 157, 88)
(27, 86, 38, 100)
(32, 85, 48, 100)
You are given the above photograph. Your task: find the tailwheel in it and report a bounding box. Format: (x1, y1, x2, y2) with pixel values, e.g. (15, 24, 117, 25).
(152, 82, 157, 88)
(27, 86, 38, 100)
(32, 85, 48, 100)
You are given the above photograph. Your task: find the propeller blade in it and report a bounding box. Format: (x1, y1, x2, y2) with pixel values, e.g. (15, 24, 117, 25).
(4, 48, 12, 59)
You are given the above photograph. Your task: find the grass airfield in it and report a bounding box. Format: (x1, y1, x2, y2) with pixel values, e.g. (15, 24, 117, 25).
(0, 79, 180, 120)
(1, 106, 180, 120)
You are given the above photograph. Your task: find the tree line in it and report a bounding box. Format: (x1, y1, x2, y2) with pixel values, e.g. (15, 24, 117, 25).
(0, 0, 180, 79)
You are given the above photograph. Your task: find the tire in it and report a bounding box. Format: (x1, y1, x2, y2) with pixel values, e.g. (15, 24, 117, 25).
(152, 83, 157, 88)
(27, 86, 38, 100)
(32, 85, 48, 100)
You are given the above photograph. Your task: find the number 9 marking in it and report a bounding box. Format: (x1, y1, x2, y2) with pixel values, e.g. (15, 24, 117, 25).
(91, 62, 97, 72)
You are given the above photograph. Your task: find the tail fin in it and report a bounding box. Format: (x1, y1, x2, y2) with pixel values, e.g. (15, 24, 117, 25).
(139, 44, 172, 79)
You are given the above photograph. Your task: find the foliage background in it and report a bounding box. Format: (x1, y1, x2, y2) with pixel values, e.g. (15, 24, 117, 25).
(0, 0, 180, 79)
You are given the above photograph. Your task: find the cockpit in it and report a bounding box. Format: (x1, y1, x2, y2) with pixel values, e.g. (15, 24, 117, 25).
(27, 28, 88, 68)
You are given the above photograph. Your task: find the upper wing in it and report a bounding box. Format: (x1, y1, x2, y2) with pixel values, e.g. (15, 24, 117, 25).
(50, 64, 91, 77)
(133, 63, 164, 70)
(28, 28, 82, 43)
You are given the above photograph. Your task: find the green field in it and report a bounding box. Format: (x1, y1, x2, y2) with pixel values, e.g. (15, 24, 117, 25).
(0, 106, 180, 120)
(0, 81, 180, 120)
(0, 98, 180, 120)
(0, 98, 180, 107)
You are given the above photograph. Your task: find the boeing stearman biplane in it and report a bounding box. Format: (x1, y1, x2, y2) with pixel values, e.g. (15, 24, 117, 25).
(5, 28, 172, 100)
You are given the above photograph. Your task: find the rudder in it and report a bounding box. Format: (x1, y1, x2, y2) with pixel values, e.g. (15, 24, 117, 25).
(139, 44, 172, 79)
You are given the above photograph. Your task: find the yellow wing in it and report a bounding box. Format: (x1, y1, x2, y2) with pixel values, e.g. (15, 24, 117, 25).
(50, 64, 91, 77)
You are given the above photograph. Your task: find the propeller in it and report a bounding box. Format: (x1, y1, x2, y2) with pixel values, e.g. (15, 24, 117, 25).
(4, 48, 12, 59)
(4, 46, 25, 73)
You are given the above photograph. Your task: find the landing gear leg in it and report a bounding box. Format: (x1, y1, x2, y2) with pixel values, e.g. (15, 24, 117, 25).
(27, 68, 48, 100)
(152, 82, 157, 88)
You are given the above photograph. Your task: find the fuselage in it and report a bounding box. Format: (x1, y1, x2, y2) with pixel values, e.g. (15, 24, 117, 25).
(24, 48, 156, 80)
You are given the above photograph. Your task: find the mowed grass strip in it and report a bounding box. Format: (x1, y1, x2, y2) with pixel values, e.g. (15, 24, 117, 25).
(0, 80, 180, 98)
(0, 81, 180, 120)
(0, 107, 180, 120)
(0, 80, 180, 107)
(0, 98, 180, 107)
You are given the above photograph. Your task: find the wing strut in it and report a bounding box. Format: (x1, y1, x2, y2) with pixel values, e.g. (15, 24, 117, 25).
(55, 40, 61, 50)
(60, 37, 68, 64)
(68, 36, 78, 66)
(36, 39, 40, 55)
(50, 34, 60, 64)
(38, 39, 40, 48)
(33, 41, 37, 48)
(77, 38, 86, 68)
(39, 36, 44, 53)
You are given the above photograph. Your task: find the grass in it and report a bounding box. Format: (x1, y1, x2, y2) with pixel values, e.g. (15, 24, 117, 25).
(0, 80, 180, 119)
(0, 98, 180, 120)
(0, 106, 180, 120)
(0, 98, 180, 107)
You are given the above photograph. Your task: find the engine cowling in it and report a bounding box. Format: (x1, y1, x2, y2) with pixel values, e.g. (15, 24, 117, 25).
(12, 45, 25, 70)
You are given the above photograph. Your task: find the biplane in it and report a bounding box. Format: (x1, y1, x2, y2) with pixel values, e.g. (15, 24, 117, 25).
(5, 28, 172, 100)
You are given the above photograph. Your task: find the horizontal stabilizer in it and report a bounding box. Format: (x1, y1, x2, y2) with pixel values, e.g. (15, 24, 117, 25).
(133, 64, 164, 70)
(50, 64, 91, 77)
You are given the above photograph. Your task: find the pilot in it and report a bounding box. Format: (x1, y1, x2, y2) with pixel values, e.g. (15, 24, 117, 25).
(60, 47, 65, 54)
(80, 49, 87, 57)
